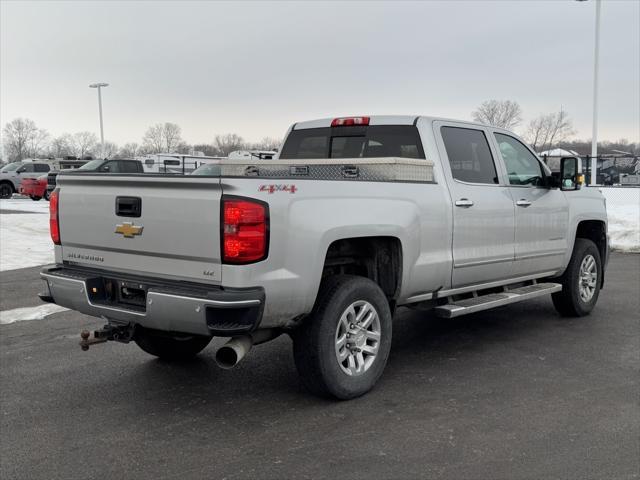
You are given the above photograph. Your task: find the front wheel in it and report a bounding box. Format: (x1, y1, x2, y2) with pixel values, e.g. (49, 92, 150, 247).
(552, 238, 602, 317)
(134, 327, 212, 360)
(30, 196, 42, 201)
(0, 183, 13, 199)
(293, 275, 392, 400)
(44, 190, 50, 201)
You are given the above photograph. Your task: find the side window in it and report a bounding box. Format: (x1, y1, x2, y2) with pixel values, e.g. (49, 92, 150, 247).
(101, 161, 120, 173)
(120, 161, 140, 173)
(441, 127, 498, 184)
(494, 134, 544, 186)
(35, 164, 50, 172)
(20, 164, 35, 173)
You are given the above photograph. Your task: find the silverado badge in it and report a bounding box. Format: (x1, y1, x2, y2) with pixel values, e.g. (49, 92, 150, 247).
(115, 222, 143, 238)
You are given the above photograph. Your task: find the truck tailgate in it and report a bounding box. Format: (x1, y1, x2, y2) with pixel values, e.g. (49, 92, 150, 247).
(56, 174, 222, 284)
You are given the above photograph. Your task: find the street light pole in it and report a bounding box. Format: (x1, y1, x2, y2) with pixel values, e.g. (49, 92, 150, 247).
(89, 82, 109, 158)
(590, 0, 601, 186)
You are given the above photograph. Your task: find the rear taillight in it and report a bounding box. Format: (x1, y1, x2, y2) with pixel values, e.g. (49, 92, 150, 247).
(331, 116, 370, 127)
(222, 197, 268, 264)
(49, 190, 60, 245)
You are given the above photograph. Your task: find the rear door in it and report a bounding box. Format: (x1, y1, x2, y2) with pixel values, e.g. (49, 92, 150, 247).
(57, 174, 223, 284)
(19, 163, 41, 181)
(434, 121, 515, 287)
(491, 132, 569, 275)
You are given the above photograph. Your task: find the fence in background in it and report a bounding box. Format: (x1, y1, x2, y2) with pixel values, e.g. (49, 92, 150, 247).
(541, 155, 640, 186)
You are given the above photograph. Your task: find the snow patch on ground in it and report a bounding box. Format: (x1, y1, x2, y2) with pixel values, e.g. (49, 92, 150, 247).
(0, 304, 68, 325)
(1, 199, 53, 271)
(0, 197, 50, 214)
(601, 188, 640, 253)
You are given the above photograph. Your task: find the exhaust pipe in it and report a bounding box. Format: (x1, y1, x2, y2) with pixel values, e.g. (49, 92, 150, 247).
(215, 329, 280, 369)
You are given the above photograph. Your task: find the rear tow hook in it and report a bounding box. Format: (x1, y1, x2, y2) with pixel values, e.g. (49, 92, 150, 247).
(79, 324, 134, 351)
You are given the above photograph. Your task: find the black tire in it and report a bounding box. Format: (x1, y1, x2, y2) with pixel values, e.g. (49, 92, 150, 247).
(30, 196, 42, 201)
(44, 190, 50, 201)
(134, 327, 212, 360)
(552, 238, 602, 317)
(293, 275, 392, 400)
(0, 183, 14, 199)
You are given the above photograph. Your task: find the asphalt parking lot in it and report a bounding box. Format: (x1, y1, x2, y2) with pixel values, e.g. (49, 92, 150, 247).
(1, 253, 638, 480)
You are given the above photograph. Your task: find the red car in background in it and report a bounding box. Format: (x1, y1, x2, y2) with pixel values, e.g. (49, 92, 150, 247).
(19, 174, 49, 201)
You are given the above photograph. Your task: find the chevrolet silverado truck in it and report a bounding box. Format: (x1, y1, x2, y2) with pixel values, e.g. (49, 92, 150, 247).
(40, 116, 608, 399)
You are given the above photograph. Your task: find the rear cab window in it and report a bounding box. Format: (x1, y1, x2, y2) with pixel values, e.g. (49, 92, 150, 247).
(279, 125, 425, 160)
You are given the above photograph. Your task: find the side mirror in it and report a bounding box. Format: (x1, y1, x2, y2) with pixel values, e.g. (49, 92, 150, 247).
(101, 165, 110, 172)
(560, 157, 582, 191)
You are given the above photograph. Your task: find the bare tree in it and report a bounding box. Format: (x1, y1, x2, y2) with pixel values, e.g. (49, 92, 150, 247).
(49, 134, 75, 158)
(2, 118, 41, 161)
(101, 141, 119, 159)
(163, 123, 183, 152)
(472, 100, 523, 129)
(142, 122, 183, 153)
(192, 143, 219, 157)
(525, 108, 575, 152)
(249, 137, 282, 151)
(118, 142, 141, 158)
(214, 133, 245, 156)
(142, 124, 164, 153)
(73, 131, 98, 159)
(27, 128, 50, 158)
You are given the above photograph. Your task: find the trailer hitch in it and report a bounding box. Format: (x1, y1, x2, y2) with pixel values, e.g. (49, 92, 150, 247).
(79, 324, 135, 351)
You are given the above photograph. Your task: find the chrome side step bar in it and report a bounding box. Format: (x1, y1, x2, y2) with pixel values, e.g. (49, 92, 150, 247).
(434, 282, 562, 319)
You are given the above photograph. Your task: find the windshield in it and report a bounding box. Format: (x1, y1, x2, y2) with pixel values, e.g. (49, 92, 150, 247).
(1, 163, 21, 172)
(77, 159, 104, 171)
(279, 125, 425, 160)
(191, 164, 221, 176)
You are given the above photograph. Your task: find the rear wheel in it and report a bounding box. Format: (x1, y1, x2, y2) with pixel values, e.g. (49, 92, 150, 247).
(552, 238, 602, 317)
(134, 327, 212, 360)
(30, 196, 42, 201)
(44, 190, 50, 201)
(0, 183, 14, 199)
(293, 275, 392, 400)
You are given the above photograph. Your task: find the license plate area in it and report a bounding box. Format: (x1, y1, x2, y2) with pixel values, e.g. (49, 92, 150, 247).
(86, 277, 148, 312)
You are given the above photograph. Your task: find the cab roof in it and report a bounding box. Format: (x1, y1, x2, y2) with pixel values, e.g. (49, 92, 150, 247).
(292, 115, 501, 131)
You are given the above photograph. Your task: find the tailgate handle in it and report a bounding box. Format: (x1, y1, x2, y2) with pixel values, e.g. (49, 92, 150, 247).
(115, 197, 142, 217)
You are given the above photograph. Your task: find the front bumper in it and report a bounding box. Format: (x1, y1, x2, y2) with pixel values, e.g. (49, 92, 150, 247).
(40, 265, 264, 336)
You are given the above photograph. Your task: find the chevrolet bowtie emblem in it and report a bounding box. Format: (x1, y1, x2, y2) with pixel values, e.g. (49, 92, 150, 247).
(115, 222, 143, 238)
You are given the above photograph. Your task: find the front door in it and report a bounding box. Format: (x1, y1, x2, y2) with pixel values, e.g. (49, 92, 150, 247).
(492, 132, 569, 276)
(435, 122, 515, 287)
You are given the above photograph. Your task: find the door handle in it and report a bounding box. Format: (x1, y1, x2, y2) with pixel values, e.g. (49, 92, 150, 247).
(516, 199, 532, 207)
(455, 198, 474, 208)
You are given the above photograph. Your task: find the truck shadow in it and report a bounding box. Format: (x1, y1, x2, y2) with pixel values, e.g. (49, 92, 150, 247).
(103, 298, 569, 409)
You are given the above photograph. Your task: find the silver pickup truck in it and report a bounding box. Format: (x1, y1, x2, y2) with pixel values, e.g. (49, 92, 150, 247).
(40, 115, 608, 399)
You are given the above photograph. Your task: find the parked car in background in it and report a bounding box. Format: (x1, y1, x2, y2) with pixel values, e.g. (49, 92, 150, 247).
(47, 159, 144, 197)
(191, 163, 222, 175)
(0, 161, 52, 199)
(19, 174, 49, 201)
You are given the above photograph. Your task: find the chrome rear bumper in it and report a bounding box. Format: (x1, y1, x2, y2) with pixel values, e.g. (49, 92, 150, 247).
(40, 265, 264, 336)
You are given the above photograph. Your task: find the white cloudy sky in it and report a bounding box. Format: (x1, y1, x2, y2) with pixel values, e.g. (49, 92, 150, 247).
(1, 0, 638, 145)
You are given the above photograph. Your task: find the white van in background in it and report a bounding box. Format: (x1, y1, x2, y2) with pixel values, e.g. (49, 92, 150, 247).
(227, 150, 278, 161)
(140, 153, 225, 174)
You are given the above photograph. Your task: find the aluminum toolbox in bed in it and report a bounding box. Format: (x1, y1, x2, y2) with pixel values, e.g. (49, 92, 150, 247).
(219, 157, 435, 183)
